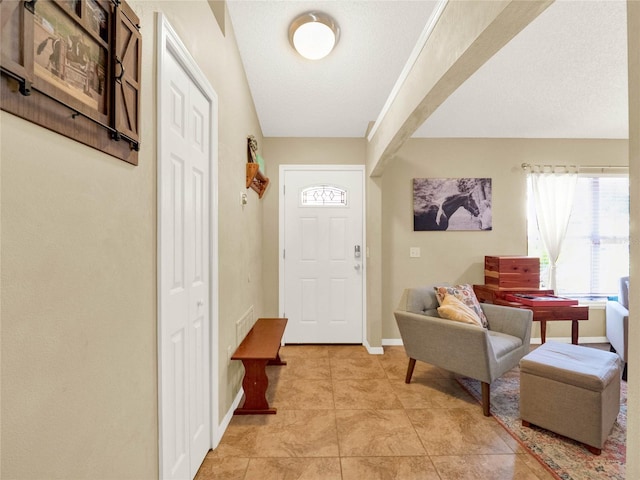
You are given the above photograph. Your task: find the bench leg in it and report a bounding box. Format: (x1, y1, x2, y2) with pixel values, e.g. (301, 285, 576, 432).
(234, 359, 276, 415)
(268, 350, 287, 366)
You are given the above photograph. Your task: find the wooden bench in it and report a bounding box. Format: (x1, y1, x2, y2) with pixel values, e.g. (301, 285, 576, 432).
(231, 317, 287, 415)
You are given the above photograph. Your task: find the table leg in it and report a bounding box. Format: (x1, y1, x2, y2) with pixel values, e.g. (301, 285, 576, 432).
(540, 320, 547, 344)
(234, 359, 276, 415)
(571, 320, 579, 345)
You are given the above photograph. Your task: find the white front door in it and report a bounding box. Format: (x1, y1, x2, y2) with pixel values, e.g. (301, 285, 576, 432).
(158, 17, 216, 480)
(280, 166, 365, 344)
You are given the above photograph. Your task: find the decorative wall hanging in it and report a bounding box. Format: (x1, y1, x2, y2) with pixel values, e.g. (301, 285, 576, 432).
(1, 0, 142, 165)
(413, 178, 492, 231)
(246, 135, 269, 198)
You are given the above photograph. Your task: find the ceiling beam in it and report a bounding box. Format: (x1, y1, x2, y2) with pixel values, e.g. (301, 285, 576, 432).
(366, 0, 553, 177)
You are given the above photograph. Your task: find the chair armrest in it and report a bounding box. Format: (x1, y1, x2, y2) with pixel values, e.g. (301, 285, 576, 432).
(606, 300, 629, 321)
(606, 301, 629, 361)
(481, 303, 533, 344)
(394, 310, 492, 381)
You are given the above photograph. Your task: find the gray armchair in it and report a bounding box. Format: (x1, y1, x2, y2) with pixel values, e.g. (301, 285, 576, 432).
(394, 285, 533, 416)
(606, 276, 629, 381)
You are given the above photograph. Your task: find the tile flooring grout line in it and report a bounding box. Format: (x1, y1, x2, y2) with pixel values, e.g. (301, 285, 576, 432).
(327, 350, 345, 474)
(201, 345, 557, 479)
(379, 347, 444, 479)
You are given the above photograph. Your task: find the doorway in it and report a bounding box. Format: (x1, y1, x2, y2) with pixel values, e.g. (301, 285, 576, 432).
(157, 14, 219, 480)
(279, 165, 365, 343)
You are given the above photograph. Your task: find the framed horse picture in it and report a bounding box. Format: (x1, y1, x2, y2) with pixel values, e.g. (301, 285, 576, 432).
(33, 0, 109, 115)
(1, 0, 141, 164)
(413, 178, 492, 231)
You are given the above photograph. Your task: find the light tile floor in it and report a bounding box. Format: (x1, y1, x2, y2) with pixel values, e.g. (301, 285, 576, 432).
(196, 345, 557, 480)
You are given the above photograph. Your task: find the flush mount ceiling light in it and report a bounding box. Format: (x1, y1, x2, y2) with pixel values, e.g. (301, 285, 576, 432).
(288, 11, 339, 60)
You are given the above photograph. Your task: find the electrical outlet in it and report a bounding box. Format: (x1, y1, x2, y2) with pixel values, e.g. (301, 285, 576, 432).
(240, 192, 248, 206)
(409, 247, 421, 258)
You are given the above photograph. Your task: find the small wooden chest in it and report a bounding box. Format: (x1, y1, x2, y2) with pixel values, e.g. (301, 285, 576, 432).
(484, 256, 540, 289)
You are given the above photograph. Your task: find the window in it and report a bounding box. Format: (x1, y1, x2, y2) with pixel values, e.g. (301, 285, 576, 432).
(527, 175, 629, 298)
(300, 185, 347, 206)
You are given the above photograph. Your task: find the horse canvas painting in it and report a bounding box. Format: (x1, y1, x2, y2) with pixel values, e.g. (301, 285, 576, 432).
(413, 178, 492, 231)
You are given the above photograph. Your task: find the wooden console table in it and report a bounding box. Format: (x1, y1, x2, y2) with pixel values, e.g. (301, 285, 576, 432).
(232, 317, 287, 415)
(473, 285, 589, 344)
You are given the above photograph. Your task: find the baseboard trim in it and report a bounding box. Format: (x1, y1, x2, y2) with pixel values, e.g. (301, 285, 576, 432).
(383, 336, 610, 347)
(364, 339, 384, 355)
(213, 387, 244, 448)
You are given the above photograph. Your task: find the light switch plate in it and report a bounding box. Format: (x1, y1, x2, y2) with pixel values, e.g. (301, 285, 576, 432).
(410, 247, 421, 258)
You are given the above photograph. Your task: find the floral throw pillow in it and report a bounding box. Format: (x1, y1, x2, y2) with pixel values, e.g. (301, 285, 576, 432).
(434, 284, 488, 327)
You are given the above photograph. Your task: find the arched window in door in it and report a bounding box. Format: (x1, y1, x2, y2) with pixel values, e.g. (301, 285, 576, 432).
(300, 185, 347, 206)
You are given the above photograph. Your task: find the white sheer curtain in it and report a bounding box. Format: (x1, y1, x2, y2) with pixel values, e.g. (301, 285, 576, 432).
(528, 166, 578, 290)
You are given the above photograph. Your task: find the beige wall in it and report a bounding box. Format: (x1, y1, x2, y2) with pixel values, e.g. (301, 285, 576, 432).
(0, 1, 263, 478)
(2, 113, 158, 480)
(382, 138, 628, 341)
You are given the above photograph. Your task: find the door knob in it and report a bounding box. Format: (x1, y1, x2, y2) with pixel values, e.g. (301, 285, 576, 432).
(354, 264, 361, 270)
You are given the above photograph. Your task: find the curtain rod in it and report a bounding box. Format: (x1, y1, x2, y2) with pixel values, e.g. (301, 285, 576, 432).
(521, 163, 628, 172)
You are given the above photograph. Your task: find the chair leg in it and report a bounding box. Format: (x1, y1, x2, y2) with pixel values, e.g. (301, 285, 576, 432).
(405, 358, 416, 384)
(481, 382, 491, 416)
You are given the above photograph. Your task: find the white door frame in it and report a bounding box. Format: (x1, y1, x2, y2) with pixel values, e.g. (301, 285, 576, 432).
(278, 164, 367, 343)
(157, 13, 219, 477)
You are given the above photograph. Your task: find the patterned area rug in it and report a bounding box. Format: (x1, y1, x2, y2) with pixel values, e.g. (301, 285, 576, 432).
(458, 369, 626, 480)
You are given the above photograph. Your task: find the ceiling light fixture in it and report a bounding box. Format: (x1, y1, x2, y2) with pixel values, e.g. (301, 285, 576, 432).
(288, 11, 339, 60)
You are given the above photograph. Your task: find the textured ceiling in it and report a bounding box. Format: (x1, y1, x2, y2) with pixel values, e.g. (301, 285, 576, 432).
(227, 0, 629, 140)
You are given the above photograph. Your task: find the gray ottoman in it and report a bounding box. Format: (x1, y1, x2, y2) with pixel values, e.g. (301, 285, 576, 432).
(519, 341, 621, 454)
